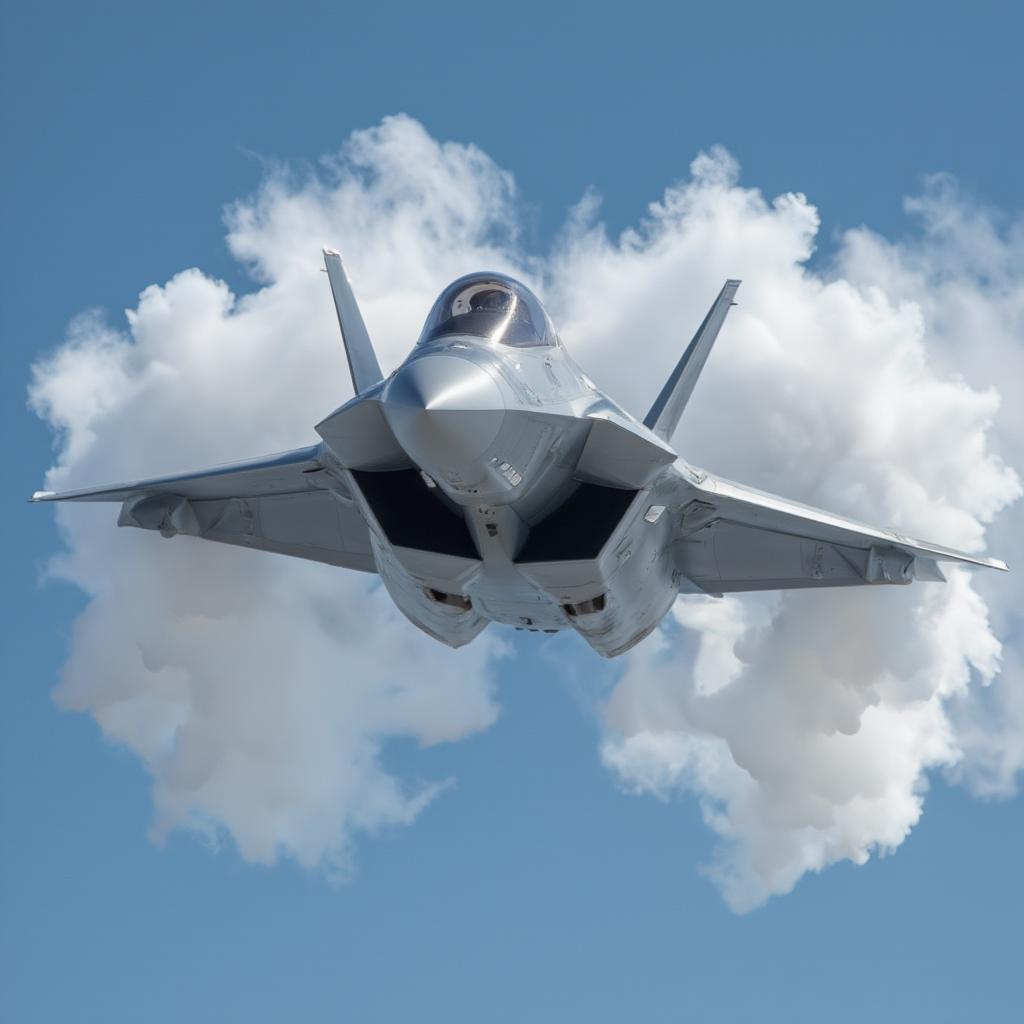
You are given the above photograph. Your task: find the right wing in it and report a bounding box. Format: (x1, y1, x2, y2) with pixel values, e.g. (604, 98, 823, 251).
(32, 443, 376, 573)
(674, 466, 1007, 594)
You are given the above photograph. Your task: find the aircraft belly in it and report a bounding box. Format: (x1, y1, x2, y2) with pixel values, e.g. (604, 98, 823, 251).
(338, 443, 682, 654)
(472, 552, 589, 630)
(514, 487, 679, 657)
(371, 536, 490, 648)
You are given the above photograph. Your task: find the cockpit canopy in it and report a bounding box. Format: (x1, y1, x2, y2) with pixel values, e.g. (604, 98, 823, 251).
(419, 272, 557, 348)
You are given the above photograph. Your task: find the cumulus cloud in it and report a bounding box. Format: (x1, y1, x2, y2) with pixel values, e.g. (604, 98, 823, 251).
(31, 116, 1022, 905)
(566, 149, 1021, 910)
(30, 116, 522, 875)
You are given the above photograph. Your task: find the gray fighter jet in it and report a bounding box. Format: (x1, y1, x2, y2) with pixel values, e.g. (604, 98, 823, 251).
(33, 251, 1008, 657)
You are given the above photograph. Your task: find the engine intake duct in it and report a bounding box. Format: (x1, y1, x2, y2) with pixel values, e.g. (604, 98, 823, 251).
(564, 593, 606, 617)
(352, 469, 479, 559)
(516, 483, 637, 563)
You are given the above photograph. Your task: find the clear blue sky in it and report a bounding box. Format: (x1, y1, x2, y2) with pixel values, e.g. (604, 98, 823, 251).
(3, 1, 1022, 1020)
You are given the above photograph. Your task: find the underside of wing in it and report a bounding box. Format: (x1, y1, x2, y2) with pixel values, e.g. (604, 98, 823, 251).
(674, 468, 1007, 595)
(32, 444, 376, 574)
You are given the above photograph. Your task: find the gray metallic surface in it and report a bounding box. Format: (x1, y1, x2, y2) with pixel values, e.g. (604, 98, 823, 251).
(30, 444, 324, 503)
(323, 248, 383, 395)
(383, 355, 507, 485)
(644, 278, 740, 442)
(32, 261, 1008, 658)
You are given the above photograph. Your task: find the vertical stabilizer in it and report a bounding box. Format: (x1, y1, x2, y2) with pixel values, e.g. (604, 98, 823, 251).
(643, 279, 740, 442)
(323, 248, 383, 394)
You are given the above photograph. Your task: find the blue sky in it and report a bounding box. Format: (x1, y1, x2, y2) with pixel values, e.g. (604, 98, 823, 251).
(3, 1, 1023, 1020)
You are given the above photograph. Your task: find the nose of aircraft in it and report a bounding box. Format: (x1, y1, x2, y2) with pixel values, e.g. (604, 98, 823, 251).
(383, 355, 506, 482)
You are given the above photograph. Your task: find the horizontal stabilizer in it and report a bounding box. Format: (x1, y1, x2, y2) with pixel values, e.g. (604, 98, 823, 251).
(323, 248, 383, 395)
(644, 279, 740, 442)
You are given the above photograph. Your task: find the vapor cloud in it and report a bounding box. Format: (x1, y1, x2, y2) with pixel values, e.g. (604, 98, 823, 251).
(31, 116, 1022, 906)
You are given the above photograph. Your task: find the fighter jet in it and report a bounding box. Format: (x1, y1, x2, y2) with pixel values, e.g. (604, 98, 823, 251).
(32, 250, 1008, 657)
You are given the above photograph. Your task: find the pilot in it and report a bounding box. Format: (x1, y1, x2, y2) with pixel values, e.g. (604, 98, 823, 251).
(468, 288, 514, 314)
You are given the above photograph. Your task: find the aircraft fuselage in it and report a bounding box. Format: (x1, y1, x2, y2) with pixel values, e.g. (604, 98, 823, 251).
(318, 330, 682, 657)
(36, 262, 1005, 658)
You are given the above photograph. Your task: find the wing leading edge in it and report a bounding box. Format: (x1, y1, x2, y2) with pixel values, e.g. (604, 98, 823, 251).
(674, 467, 1007, 594)
(31, 444, 376, 574)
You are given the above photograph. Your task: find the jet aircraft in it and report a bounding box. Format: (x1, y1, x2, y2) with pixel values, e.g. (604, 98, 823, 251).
(32, 251, 1008, 657)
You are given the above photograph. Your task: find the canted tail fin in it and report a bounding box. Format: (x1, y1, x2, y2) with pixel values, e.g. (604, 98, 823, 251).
(323, 248, 383, 395)
(643, 279, 740, 442)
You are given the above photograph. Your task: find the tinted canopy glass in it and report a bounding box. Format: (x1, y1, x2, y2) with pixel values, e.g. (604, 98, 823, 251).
(420, 273, 556, 348)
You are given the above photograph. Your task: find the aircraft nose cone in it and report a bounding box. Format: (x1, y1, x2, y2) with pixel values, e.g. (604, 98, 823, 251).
(383, 356, 506, 478)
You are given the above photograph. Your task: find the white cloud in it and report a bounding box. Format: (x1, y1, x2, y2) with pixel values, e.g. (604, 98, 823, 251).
(832, 175, 1024, 802)
(31, 116, 1022, 905)
(560, 149, 1020, 910)
(30, 116, 518, 876)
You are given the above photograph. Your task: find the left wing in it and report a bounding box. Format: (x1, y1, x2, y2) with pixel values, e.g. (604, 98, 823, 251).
(673, 467, 1007, 594)
(31, 444, 376, 573)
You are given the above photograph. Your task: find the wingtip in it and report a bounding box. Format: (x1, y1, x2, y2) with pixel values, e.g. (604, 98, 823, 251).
(322, 246, 340, 258)
(967, 555, 1009, 572)
(30, 490, 56, 502)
